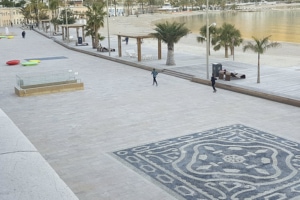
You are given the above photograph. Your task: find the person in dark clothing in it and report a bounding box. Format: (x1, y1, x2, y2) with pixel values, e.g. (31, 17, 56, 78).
(151, 68, 158, 86)
(22, 31, 26, 38)
(211, 75, 217, 92)
(125, 37, 129, 45)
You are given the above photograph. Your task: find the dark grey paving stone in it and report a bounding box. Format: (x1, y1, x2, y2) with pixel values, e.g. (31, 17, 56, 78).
(113, 124, 300, 200)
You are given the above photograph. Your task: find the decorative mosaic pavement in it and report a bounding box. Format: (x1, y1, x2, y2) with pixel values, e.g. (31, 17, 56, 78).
(113, 124, 300, 200)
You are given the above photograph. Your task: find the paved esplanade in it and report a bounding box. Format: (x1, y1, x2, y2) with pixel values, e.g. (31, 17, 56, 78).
(0, 26, 300, 199)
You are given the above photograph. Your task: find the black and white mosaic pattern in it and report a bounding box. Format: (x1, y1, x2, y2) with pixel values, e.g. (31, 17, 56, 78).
(113, 124, 300, 200)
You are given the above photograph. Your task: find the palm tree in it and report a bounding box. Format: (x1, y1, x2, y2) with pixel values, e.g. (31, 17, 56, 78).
(112, 0, 118, 16)
(211, 23, 243, 58)
(49, 0, 61, 32)
(230, 29, 243, 56)
(124, 0, 134, 15)
(85, 1, 106, 48)
(151, 21, 189, 66)
(197, 24, 217, 55)
(243, 35, 280, 83)
(59, 9, 76, 24)
(20, 6, 32, 24)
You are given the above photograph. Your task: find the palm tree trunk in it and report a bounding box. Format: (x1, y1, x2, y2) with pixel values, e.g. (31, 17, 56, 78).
(225, 45, 229, 58)
(92, 36, 96, 48)
(257, 53, 260, 83)
(95, 37, 99, 48)
(166, 43, 175, 65)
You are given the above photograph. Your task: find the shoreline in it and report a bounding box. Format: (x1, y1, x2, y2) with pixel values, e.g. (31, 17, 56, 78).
(102, 10, 300, 68)
(105, 2, 300, 44)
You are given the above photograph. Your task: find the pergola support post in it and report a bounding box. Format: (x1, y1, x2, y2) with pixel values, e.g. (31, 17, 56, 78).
(62, 27, 65, 40)
(118, 35, 122, 57)
(82, 28, 85, 42)
(116, 34, 160, 61)
(158, 39, 161, 60)
(60, 25, 86, 41)
(137, 37, 142, 62)
(76, 28, 79, 41)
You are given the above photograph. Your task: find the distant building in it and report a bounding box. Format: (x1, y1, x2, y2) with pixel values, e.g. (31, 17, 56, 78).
(0, 7, 23, 27)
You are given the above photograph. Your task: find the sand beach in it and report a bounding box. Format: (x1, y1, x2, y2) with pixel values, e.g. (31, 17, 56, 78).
(100, 7, 300, 68)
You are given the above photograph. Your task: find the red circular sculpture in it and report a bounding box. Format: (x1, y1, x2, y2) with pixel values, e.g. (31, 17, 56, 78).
(6, 60, 20, 65)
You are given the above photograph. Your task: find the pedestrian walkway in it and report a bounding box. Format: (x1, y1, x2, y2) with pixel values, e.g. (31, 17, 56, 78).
(0, 26, 300, 200)
(38, 26, 300, 107)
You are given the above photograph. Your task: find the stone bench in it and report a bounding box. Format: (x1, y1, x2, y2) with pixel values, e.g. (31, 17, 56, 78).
(15, 71, 84, 97)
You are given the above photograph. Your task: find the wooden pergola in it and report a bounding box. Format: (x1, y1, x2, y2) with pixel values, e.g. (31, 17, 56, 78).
(61, 24, 86, 42)
(40, 20, 51, 33)
(117, 34, 162, 62)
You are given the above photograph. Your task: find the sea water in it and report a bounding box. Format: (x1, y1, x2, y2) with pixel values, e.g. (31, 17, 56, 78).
(162, 9, 300, 43)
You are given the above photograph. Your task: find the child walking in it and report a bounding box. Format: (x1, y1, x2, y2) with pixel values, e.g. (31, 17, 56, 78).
(151, 68, 158, 86)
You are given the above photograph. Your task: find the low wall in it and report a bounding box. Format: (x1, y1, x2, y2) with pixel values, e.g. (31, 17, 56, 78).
(192, 77, 300, 107)
(15, 82, 84, 97)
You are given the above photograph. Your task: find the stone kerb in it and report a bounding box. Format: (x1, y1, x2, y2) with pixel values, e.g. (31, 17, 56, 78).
(192, 77, 300, 107)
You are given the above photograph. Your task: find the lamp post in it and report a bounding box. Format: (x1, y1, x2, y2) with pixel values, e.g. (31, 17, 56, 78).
(232, 38, 235, 61)
(37, 0, 40, 29)
(48, 0, 51, 36)
(65, 0, 68, 42)
(106, 0, 111, 56)
(205, 2, 216, 79)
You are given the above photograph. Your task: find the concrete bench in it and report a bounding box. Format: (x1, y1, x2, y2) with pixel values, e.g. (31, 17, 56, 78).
(15, 71, 84, 97)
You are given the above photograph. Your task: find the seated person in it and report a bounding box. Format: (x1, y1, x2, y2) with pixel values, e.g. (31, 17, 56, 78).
(219, 69, 226, 75)
(97, 44, 115, 52)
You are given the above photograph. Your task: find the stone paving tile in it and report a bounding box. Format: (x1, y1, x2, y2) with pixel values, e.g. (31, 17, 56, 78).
(113, 124, 300, 199)
(0, 27, 300, 199)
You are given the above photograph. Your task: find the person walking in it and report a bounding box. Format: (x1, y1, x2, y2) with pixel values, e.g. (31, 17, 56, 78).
(211, 74, 217, 92)
(125, 37, 129, 45)
(151, 68, 158, 86)
(22, 31, 26, 38)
